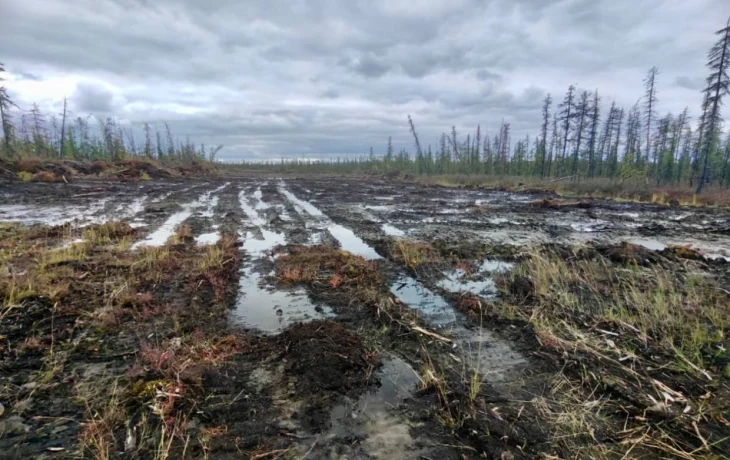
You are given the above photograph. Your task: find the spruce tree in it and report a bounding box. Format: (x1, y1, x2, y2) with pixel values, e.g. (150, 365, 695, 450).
(697, 17, 730, 193)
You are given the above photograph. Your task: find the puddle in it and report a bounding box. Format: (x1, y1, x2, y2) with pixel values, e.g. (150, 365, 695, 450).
(487, 217, 509, 225)
(132, 206, 194, 248)
(278, 185, 324, 217)
(438, 208, 465, 215)
(479, 259, 513, 272)
(232, 266, 332, 334)
(437, 271, 497, 296)
(390, 277, 456, 325)
(626, 237, 730, 260)
(390, 275, 526, 382)
(195, 232, 220, 245)
(280, 183, 382, 259)
(115, 196, 148, 218)
(0, 199, 111, 227)
(133, 184, 229, 249)
(233, 189, 332, 333)
(253, 187, 270, 210)
(450, 326, 528, 383)
(569, 221, 608, 233)
(150, 192, 173, 204)
(308, 356, 426, 459)
(628, 238, 667, 251)
(382, 223, 405, 237)
(706, 253, 730, 261)
(436, 254, 515, 296)
(328, 224, 382, 259)
(365, 205, 392, 212)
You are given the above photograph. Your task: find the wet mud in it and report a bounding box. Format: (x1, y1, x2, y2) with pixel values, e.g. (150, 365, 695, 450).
(1, 175, 729, 459)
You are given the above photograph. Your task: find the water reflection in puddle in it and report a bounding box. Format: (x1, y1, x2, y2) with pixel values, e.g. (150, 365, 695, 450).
(195, 232, 220, 245)
(628, 238, 667, 251)
(233, 266, 331, 334)
(280, 183, 382, 259)
(0, 199, 111, 227)
(390, 277, 456, 325)
(233, 188, 332, 333)
(382, 223, 405, 237)
(437, 259, 513, 297)
(312, 357, 425, 459)
(133, 184, 229, 248)
(328, 224, 381, 259)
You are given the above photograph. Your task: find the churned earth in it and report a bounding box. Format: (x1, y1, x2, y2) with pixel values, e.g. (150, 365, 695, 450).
(0, 175, 728, 459)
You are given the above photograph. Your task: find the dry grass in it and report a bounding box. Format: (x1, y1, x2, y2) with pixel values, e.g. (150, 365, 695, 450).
(169, 224, 194, 245)
(0, 223, 244, 458)
(276, 245, 382, 288)
(390, 239, 437, 270)
(511, 251, 728, 375)
(83, 221, 137, 245)
(500, 247, 730, 458)
(32, 170, 59, 182)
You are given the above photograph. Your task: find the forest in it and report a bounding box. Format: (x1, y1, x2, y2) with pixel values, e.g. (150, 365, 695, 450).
(1, 18, 729, 193)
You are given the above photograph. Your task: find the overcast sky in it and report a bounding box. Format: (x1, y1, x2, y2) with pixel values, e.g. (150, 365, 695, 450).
(2, 0, 729, 160)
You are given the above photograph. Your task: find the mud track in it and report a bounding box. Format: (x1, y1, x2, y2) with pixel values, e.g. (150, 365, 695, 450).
(1, 176, 729, 459)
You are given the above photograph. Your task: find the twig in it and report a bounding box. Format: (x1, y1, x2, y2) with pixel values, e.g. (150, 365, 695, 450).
(410, 325, 451, 343)
(252, 449, 290, 460)
(298, 437, 318, 459)
(675, 353, 713, 381)
(692, 421, 711, 451)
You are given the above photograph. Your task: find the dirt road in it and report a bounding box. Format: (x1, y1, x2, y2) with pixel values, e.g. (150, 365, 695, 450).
(1, 176, 728, 459)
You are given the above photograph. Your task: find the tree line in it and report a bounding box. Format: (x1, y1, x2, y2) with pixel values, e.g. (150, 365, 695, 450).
(0, 63, 222, 164)
(236, 17, 730, 194)
(2, 17, 729, 193)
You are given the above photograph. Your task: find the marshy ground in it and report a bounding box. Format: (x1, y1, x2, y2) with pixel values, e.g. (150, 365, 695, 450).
(0, 175, 729, 459)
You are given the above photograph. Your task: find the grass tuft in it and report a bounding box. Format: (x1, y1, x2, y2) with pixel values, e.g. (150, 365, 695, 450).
(390, 239, 436, 270)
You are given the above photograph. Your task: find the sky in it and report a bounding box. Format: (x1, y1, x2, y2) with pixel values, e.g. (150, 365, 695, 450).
(1, 0, 729, 161)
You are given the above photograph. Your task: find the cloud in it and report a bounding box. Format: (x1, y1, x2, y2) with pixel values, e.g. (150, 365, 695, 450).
(72, 82, 116, 113)
(319, 88, 340, 99)
(476, 70, 502, 82)
(674, 76, 705, 91)
(1, 0, 728, 160)
(341, 54, 392, 78)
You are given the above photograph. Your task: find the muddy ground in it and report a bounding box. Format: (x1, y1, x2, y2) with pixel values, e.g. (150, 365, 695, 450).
(0, 176, 729, 459)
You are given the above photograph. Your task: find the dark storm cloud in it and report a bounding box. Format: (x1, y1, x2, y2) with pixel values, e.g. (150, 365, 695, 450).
(1, 0, 728, 159)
